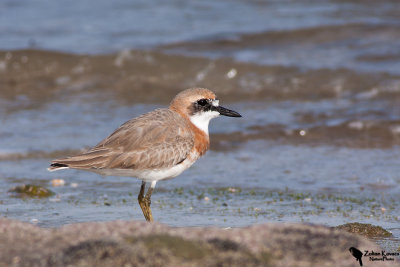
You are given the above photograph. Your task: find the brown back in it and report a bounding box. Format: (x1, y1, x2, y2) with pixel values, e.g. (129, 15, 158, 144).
(51, 109, 195, 170)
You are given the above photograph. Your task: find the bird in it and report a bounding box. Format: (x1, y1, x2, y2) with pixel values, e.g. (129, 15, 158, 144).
(48, 88, 241, 222)
(349, 247, 363, 266)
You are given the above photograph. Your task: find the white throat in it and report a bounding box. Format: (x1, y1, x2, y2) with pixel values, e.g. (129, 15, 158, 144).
(190, 110, 220, 135)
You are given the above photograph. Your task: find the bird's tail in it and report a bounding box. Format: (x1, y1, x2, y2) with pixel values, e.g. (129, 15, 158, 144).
(358, 258, 363, 266)
(47, 148, 111, 172)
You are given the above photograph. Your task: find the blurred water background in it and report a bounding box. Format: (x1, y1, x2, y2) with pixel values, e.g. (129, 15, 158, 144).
(0, 0, 399, 250)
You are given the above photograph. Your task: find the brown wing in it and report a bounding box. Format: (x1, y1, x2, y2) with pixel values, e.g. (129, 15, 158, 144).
(50, 109, 194, 170)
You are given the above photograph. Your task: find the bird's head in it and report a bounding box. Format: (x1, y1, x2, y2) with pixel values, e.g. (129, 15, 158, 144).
(170, 88, 241, 134)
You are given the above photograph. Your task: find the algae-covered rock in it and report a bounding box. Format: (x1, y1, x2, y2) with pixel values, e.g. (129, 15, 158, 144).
(0, 218, 393, 267)
(336, 222, 392, 238)
(58, 235, 269, 267)
(8, 184, 55, 198)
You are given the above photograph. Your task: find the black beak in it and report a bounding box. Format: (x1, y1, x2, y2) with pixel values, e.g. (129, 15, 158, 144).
(215, 106, 242, 117)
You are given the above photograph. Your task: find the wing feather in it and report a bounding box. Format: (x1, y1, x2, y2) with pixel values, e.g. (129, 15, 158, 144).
(50, 109, 194, 171)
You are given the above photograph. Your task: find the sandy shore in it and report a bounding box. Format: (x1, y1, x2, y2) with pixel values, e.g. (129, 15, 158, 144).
(1, 49, 399, 149)
(1, 49, 399, 107)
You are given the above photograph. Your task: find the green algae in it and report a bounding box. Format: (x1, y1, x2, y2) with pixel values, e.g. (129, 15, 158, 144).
(8, 184, 55, 198)
(141, 234, 211, 260)
(336, 222, 392, 238)
(124, 234, 274, 266)
(151, 186, 399, 225)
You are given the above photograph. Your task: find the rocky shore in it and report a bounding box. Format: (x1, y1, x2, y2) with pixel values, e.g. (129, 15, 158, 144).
(0, 218, 395, 267)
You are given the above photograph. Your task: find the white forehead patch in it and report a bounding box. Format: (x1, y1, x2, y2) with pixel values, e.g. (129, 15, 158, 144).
(212, 99, 219, 107)
(190, 110, 220, 135)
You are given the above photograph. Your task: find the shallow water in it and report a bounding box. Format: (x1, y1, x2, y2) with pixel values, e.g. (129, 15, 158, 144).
(5, 0, 397, 53)
(0, 91, 399, 250)
(0, 0, 400, 253)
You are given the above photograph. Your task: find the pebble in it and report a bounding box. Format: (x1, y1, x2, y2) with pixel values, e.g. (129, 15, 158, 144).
(51, 179, 65, 187)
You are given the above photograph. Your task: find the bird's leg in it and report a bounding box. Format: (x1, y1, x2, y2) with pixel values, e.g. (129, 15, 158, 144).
(138, 181, 151, 221)
(143, 185, 154, 221)
(138, 181, 156, 222)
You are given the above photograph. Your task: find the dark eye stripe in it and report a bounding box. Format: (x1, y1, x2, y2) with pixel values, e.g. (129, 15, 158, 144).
(189, 98, 214, 115)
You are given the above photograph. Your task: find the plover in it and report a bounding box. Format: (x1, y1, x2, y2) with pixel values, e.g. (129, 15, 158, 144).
(48, 88, 241, 222)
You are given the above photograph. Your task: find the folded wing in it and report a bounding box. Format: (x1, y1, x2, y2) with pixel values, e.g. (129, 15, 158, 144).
(49, 109, 194, 171)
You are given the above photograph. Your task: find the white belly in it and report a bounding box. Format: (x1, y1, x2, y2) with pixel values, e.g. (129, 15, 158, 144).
(88, 154, 197, 182)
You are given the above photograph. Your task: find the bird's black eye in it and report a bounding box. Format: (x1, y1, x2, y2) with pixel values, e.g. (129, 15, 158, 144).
(197, 99, 208, 106)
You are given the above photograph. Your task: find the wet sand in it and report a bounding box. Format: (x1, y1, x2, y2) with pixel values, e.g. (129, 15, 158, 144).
(1, 49, 399, 149)
(2, 49, 400, 106)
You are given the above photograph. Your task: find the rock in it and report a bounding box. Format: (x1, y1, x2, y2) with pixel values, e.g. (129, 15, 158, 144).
(336, 222, 393, 238)
(0, 218, 393, 266)
(8, 184, 55, 198)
